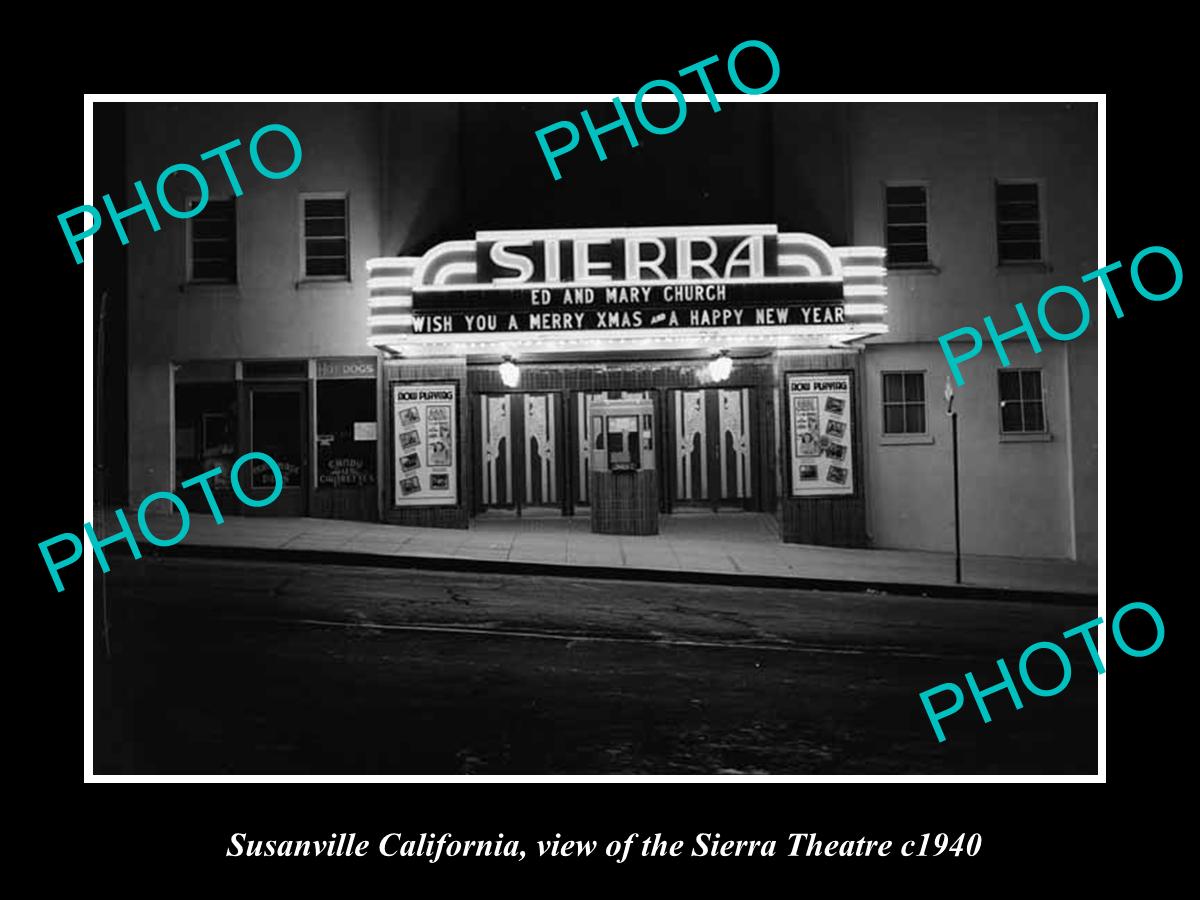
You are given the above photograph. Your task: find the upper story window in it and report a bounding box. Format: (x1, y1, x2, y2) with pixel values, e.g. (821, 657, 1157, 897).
(999, 369, 1046, 434)
(995, 180, 1044, 264)
(188, 198, 237, 283)
(302, 193, 349, 280)
(882, 371, 927, 435)
(884, 183, 930, 267)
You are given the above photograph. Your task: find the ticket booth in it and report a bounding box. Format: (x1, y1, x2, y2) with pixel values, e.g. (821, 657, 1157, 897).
(588, 398, 658, 535)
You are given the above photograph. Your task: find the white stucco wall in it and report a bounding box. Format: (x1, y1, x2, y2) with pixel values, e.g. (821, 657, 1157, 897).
(125, 103, 384, 505)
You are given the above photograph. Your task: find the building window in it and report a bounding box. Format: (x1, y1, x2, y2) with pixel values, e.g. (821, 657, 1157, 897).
(188, 199, 237, 283)
(884, 184, 929, 267)
(174, 382, 238, 511)
(996, 180, 1043, 263)
(302, 193, 349, 279)
(317, 379, 377, 489)
(882, 371, 927, 434)
(999, 369, 1046, 433)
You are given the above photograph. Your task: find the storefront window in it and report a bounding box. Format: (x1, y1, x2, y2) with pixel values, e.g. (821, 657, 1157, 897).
(317, 380, 377, 488)
(175, 383, 238, 500)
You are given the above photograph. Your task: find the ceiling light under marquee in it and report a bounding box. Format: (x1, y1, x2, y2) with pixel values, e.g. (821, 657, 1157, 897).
(707, 353, 733, 383)
(499, 357, 520, 387)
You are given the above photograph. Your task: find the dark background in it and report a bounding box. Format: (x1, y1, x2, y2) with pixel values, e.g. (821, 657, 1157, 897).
(27, 24, 1183, 889)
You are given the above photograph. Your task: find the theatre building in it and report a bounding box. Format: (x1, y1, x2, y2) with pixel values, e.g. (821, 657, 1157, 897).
(110, 100, 1097, 563)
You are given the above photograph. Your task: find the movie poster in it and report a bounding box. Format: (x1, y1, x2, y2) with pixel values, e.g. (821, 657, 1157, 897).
(393, 383, 457, 507)
(788, 372, 853, 497)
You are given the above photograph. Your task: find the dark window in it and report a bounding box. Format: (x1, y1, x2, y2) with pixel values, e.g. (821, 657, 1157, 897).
(174, 382, 238, 512)
(189, 199, 236, 283)
(885, 184, 929, 267)
(303, 195, 349, 278)
(996, 181, 1043, 263)
(316, 380, 377, 489)
(999, 369, 1046, 433)
(882, 372, 927, 435)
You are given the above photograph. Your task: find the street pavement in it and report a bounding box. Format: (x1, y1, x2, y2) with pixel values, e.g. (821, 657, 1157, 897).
(92, 557, 1100, 775)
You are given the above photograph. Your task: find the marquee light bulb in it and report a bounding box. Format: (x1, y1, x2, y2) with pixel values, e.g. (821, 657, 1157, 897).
(707, 353, 733, 382)
(499, 358, 520, 387)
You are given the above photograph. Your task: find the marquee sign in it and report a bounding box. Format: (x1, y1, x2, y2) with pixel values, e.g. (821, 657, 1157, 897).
(366, 225, 886, 355)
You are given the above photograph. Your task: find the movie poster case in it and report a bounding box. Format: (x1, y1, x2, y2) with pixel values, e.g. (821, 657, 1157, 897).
(788, 372, 854, 497)
(393, 383, 458, 507)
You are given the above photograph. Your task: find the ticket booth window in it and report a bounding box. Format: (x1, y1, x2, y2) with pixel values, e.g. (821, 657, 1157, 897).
(606, 415, 640, 469)
(591, 400, 655, 474)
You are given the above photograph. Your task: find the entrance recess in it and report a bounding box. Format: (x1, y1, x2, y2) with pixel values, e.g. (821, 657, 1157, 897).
(478, 392, 562, 511)
(667, 388, 756, 509)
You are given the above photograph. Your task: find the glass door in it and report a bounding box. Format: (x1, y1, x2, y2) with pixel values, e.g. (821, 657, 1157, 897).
(667, 387, 755, 509)
(477, 392, 562, 512)
(244, 383, 309, 515)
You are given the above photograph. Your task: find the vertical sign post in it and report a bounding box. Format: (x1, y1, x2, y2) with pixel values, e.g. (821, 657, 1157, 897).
(945, 377, 962, 584)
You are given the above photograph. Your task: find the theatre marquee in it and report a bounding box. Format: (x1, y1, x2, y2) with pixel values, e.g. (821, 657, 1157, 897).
(366, 225, 887, 357)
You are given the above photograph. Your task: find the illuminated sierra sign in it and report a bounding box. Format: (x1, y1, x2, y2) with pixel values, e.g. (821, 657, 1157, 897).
(481, 228, 773, 283)
(365, 225, 887, 354)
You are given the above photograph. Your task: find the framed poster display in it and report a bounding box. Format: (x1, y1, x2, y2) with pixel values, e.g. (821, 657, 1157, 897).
(393, 383, 458, 506)
(788, 372, 853, 497)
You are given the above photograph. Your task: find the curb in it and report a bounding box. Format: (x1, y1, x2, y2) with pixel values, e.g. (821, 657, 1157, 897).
(167, 543, 1096, 606)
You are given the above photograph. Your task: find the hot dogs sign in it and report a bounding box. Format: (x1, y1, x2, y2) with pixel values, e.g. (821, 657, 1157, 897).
(393, 383, 458, 506)
(788, 372, 853, 497)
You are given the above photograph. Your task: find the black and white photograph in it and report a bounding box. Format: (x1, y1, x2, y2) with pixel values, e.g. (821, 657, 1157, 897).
(82, 96, 1103, 780)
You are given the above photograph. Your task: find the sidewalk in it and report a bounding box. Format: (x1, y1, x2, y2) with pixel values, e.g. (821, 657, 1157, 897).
(133, 508, 1097, 603)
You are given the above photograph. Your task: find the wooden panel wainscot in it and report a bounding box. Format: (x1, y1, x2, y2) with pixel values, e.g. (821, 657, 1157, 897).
(589, 470, 659, 535)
